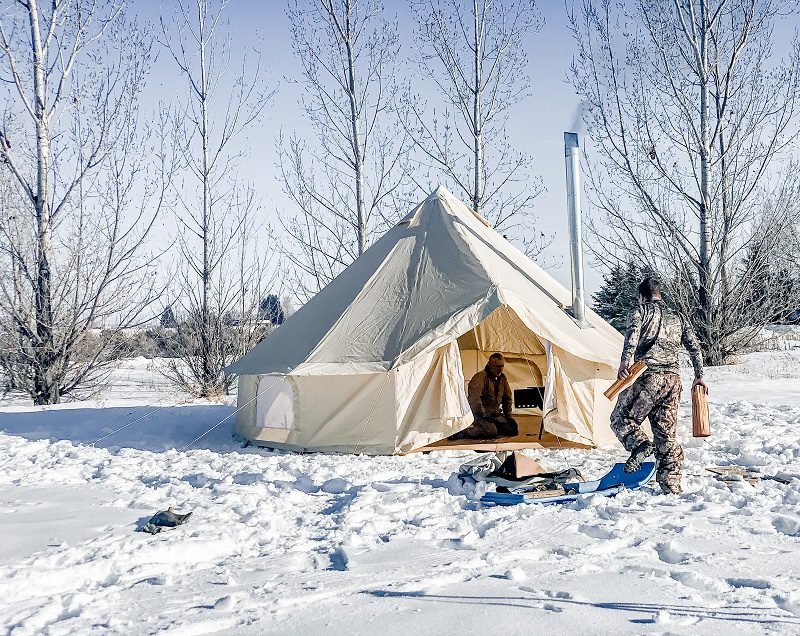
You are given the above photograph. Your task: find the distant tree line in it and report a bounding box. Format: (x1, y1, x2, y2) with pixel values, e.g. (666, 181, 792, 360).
(594, 256, 800, 335)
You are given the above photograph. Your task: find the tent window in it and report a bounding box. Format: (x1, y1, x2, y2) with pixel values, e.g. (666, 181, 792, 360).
(256, 376, 295, 430)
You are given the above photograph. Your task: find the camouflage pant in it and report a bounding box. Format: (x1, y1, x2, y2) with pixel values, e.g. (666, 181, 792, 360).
(610, 372, 684, 493)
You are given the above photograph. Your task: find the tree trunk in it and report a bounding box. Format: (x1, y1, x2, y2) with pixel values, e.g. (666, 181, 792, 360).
(697, 0, 716, 364)
(717, 97, 731, 300)
(28, 0, 57, 404)
(199, 1, 213, 395)
(343, 0, 366, 256)
(472, 0, 483, 215)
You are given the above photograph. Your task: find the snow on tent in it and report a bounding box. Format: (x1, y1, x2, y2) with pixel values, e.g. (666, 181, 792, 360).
(226, 186, 624, 454)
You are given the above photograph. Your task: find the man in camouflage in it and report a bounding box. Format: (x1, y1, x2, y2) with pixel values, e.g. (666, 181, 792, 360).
(611, 278, 708, 494)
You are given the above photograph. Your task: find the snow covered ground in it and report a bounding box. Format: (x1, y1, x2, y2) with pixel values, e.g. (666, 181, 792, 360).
(1, 353, 800, 635)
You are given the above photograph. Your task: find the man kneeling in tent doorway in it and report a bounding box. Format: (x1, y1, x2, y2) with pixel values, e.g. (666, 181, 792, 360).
(612, 277, 708, 494)
(453, 353, 519, 440)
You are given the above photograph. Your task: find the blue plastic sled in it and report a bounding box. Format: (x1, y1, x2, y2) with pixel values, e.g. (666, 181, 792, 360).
(480, 461, 656, 506)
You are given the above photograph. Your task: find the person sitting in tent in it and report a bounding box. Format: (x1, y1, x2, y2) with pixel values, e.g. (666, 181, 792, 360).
(453, 353, 519, 439)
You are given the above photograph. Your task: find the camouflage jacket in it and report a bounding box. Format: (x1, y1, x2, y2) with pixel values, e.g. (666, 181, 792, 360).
(621, 300, 704, 378)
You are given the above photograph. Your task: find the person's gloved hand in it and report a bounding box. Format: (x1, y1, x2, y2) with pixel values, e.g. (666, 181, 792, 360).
(692, 377, 709, 394)
(617, 362, 630, 380)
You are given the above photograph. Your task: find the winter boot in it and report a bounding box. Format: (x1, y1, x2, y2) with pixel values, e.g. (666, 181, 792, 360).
(624, 441, 654, 473)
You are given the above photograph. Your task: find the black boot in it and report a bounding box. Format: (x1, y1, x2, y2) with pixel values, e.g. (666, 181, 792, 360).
(624, 441, 654, 473)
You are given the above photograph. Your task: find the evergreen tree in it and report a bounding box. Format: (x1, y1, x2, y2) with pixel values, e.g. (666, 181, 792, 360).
(160, 305, 178, 329)
(592, 261, 650, 332)
(259, 295, 285, 325)
(739, 244, 800, 324)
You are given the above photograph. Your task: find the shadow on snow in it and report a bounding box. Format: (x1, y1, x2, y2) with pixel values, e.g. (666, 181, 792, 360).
(365, 590, 800, 626)
(0, 403, 239, 453)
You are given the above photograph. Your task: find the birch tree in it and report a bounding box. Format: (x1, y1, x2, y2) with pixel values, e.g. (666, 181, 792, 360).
(569, 0, 800, 364)
(0, 0, 166, 404)
(280, 0, 411, 300)
(159, 0, 275, 397)
(406, 0, 545, 242)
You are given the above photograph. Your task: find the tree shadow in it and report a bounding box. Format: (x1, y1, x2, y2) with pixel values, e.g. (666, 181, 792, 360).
(364, 590, 800, 626)
(0, 404, 239, 453)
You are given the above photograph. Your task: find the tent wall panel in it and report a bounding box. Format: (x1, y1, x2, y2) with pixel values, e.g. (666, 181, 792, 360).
(395, 342, 472, 453)
(543, 345, 618, 447)
(293, 373, 397, 454)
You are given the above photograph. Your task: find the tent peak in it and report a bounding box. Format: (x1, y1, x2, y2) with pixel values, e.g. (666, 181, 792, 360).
(424, 185, 492, 228)
(427, 184, 453, 200)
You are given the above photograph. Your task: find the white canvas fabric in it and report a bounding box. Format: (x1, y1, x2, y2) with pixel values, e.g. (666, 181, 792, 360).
(227, 186, 624, 454)
(255, 377, 295, 430)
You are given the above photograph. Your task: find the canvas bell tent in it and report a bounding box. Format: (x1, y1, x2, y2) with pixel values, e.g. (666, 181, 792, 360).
(226, 186, 624, 454)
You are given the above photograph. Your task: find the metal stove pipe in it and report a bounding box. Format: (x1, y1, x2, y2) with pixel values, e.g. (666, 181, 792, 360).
(564, 131, 589, 328)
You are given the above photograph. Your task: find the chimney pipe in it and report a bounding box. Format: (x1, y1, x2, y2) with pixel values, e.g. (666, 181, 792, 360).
(564, 132, 589, 328)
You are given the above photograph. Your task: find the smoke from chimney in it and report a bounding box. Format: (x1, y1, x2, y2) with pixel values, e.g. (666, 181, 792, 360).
(569, 99, 591, 137)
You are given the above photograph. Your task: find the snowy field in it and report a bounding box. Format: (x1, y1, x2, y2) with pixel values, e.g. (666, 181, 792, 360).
(2, 348, 800, 635)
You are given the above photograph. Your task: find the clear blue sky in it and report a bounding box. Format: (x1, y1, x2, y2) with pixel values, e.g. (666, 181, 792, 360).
(135, 0, 627, 295)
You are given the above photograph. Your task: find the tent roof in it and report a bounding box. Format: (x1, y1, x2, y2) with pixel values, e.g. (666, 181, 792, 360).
(227, 186, 623, 376)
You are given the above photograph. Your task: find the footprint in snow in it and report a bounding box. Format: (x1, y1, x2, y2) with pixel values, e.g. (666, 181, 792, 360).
(519, 585, 572, 613)
(650, 610, 700, 626)
(321, 478, 350, 494)
(726, 578, 771, 590)
(213, 595, 237, 610)
(772, 514, 800, 536)
(545, 590, 574, 600)
(519, 586, 577, 602)
(670, 570, 729, 593)
(655, 541, 689, 564)
(577, 523, 616, 540)
(232, 472, 262, 486)
(328, 546, 349, 571)
(774, 591, 800, 616)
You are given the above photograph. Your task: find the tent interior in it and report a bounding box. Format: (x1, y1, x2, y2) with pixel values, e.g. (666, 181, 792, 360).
(418, 305, 592, 452)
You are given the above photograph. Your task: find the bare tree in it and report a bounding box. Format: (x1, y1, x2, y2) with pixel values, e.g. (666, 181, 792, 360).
(0, 0, 167, 404)
(569, 0, 800, 364)
(160, 200, 280, 397)
(159, 0, 276, 398)
(280, 0, 412, 300)
(405, 0, 545, 244)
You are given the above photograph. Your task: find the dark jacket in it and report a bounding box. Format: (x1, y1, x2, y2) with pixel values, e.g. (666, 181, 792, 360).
(622, 299, 704, 377)
(468, 366, 513, 418)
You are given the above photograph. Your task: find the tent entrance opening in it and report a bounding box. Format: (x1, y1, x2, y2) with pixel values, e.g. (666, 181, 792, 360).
(422, 306, 590, 450)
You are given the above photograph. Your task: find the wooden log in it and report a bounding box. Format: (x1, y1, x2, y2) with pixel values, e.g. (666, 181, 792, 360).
(692, 385, 711, 437)
(603, 360, 647, 400)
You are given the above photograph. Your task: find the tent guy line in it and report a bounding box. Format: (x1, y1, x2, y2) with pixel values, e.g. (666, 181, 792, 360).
(177, 373, 290, 452)
(91, 403, 174, 447)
